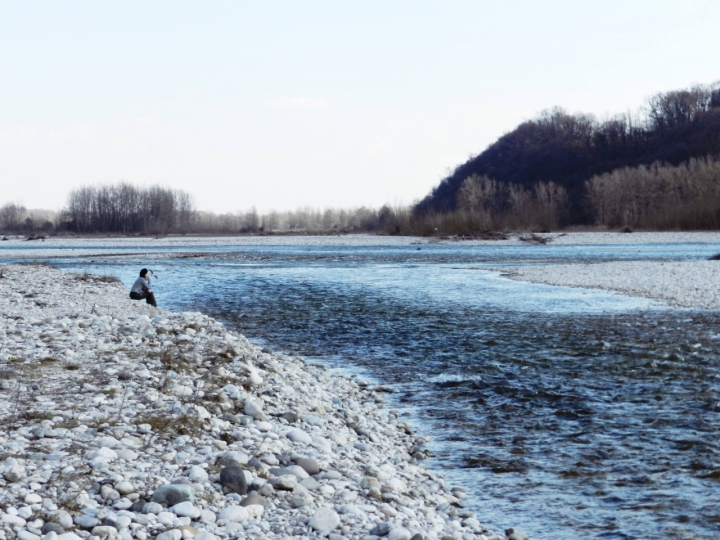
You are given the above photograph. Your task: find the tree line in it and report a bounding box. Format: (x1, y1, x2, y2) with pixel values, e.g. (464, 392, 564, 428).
(416, 81, 720, 225)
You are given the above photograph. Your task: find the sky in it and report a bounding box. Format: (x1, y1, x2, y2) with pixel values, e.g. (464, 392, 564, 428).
(1, 1, 719, 213)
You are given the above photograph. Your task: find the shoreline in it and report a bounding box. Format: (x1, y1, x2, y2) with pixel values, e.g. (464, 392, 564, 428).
(491, 260, 720, 310)
(0, 265, 509, 540)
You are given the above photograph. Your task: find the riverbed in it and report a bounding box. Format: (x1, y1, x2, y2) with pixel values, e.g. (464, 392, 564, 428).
(2, 233, 720, 539)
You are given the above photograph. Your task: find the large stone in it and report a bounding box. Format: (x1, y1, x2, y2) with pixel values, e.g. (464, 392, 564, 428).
(143, 502, 164, 514)
(388, 528, 412, 540)
(151, 484, 194, 506)
(286, 429, 312, 444)
(295, 457, 320, 475)
(219, 466, 248, 495)
(218, 506, 249, 523)
(309, 507, 340, 534)
(171, 501, 201, 519)
(188, 465, 209, 483)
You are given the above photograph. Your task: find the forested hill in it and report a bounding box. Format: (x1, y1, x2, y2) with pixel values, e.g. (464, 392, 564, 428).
(416, 82, 720, 223)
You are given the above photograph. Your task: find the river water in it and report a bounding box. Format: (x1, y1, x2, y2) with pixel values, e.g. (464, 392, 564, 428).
(3, 236, 720, 539)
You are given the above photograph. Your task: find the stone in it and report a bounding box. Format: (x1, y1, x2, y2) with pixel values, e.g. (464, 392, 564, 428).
(91, 526, 118, 539)
(17, 531, 40, 540)
(217, 506, 249, 523)
(219, 466, 248, 495)
(56, 510, 73, 529)
(301, 477, 321, 490)
(142, 502, 164, 514)
(369, 523, 392, 537)
(199, 509, 216, 523)
(409, 535, 425, 540)
(388, 528, 412, 540)
(286, 429, 312, 444)
(171, 502, 201, 519)
(74, 515, 99, 529)
(269, 465, 309, 480)
(244, 399, 266, 420)
(194, 533, 217, 540)
(309, 507, 340, 534)
(156, 531, 182, 540)
(295, 457, 320, 475)
(115, 449, 137, 461)
(239, 493, 267, 508)
(25, 493, 42, 504)
(220, 451, 249, 467)
(269, 474, 297, 490)
(151, 484, 194, 506)
(282, 411, 300, 423)
(188, 465, 208, 483)
(115, 481, 134, 495)
(57, 535, 82, 540)
(42, 523, 65, 535)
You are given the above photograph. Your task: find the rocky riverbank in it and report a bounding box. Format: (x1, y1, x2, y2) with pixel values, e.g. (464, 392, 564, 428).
(0, 265, 513, 540)
(493, 260, 720, 309)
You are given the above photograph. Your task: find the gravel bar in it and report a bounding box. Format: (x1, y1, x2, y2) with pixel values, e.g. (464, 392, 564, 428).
(495, 260, 720, 309)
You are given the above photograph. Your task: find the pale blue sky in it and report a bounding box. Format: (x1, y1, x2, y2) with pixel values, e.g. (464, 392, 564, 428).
(1, 1, 719, 212)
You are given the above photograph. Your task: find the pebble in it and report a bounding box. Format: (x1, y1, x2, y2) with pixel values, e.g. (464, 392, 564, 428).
(217, 506, 249, 523)
(219, 466, 247, 495)
(309, 507, 340, 534)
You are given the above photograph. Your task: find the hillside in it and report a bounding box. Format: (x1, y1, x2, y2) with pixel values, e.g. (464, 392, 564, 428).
(416, 82, 720, 224)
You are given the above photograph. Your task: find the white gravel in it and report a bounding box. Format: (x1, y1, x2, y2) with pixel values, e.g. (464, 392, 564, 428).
(496, 260, 720, 309)
(0, 264, 505, 540)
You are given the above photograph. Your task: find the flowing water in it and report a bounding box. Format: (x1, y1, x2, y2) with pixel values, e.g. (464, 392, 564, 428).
(3, 237, 720, 539)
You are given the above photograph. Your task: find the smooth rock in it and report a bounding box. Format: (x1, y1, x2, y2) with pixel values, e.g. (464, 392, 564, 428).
(239, 493, 267, 508)
(244, 399, 266, 420)
(269, 474, 297, 490)
(269, 465, 309, 480)
(194, 533, 217, 540)
(188, 465, 208, 483)
(219, 466, 248, 495)
(74, 516, 99, 529)
(114, 481, 134, 495)
(219, 451, 249, 467)
(156, 531, 182, 540)
(17, 531, 40, 540)
(309, 507, 340, 534)
(286, 429, 312, 444)
(369, 523, 391, 537)
(295, 457, 320, 475)
(151, 484, 194, 506)
(42, 523, 65, 535)
(388, 528, 412, 540)
(171, 502, 201, 519)
(142, 502, 164, 514)
(217, 506, 248, 523)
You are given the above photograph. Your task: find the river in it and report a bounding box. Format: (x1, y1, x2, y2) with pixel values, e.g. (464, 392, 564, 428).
(2, 235, 720, 539)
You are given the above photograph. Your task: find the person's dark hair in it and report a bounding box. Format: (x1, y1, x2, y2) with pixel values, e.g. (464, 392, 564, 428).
(140, 268, 148, 277)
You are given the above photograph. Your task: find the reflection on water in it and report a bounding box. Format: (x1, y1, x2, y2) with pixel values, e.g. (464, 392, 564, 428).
(4, 238, 720, 540)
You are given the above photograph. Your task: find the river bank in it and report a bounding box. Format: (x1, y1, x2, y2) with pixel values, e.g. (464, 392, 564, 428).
(493, 259, 720, 309)
(0, 264, 511, 540)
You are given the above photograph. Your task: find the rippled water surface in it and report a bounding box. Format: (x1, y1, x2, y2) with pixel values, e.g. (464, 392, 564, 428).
(3, 237, 720, 539)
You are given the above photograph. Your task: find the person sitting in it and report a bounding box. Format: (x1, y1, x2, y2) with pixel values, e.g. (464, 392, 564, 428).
(130, 268, 157, 307)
